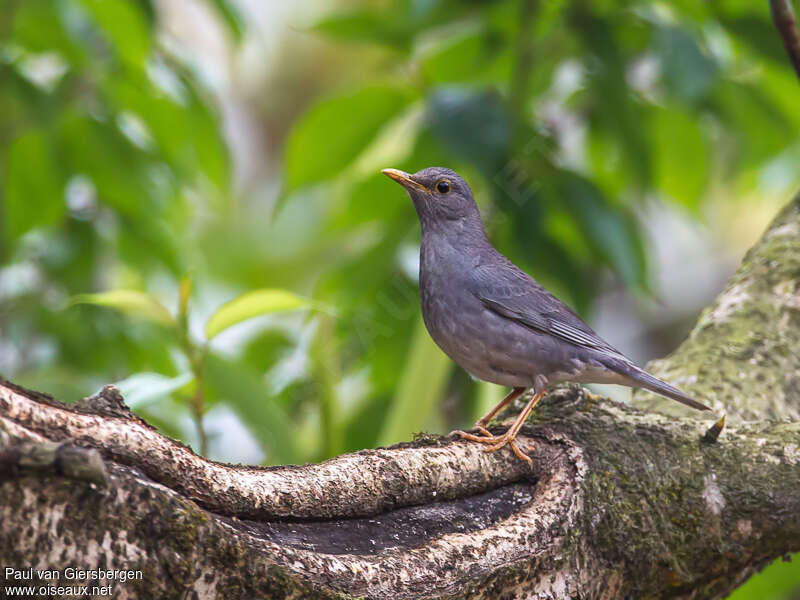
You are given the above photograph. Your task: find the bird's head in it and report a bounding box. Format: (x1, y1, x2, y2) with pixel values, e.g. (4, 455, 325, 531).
(381, 166, 481, 228)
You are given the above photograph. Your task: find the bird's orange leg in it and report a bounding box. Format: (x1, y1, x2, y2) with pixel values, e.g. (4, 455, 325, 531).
(453, 389, 545, 465)
(483, 389, 545, 453)
(456, 386, 526, 438)
(453, 387, 544, 465)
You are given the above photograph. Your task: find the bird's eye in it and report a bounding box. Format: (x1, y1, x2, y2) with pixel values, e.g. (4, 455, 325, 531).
(436, 180, 451, 194)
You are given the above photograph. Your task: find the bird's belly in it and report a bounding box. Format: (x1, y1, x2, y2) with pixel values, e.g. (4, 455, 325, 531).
(421, 292, 541, 387)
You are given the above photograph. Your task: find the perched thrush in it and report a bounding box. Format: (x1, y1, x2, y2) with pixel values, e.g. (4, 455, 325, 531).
(383, 166, 710, 464)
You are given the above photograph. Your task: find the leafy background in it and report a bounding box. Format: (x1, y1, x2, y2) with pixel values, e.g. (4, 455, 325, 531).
(0, 0, 798, 595)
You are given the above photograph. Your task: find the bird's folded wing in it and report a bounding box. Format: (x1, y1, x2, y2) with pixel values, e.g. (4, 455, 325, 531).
(478, 295, 627, 359)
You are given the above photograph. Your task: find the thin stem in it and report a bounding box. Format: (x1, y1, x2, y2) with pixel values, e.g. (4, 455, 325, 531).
(770, 0, 800, 82)
(188, 349, 208, 457)
(179, 324, 208, 456)
(508, 0, 539, 118)
(311, 315, 342, 458)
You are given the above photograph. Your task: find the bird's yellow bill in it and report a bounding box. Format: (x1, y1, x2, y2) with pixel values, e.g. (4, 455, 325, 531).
(382, 168, 428, 192)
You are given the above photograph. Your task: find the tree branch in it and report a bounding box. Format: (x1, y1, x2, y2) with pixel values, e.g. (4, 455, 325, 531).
(635, 194, 800, 421)
(1, 194, 799, 599)
(771, 0, 800, 82)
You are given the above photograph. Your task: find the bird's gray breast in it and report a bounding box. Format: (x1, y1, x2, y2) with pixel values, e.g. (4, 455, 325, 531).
(418, 234, 538, 387)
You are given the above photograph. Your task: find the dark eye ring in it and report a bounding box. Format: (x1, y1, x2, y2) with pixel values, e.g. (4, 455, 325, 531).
(436, 180, 451, 194)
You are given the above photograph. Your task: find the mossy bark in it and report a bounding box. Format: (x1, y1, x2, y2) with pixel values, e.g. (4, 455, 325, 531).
(635, 194, 800, 422)
(0, 195, 798, 600)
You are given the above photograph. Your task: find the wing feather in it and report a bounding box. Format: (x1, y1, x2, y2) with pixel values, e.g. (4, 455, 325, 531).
(472, 258, 628, 360)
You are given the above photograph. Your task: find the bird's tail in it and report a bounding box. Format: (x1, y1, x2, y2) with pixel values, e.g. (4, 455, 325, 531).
(616, 362, 711, 411)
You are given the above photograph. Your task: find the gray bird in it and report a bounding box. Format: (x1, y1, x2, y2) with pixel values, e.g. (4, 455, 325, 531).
(382, 166, 710, 464)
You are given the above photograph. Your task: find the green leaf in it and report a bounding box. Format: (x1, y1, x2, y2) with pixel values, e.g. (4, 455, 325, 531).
(78, 0, 152, 69)
(70, 290, 176, 327)
(112, 372, 194, 408)
(55, 114, 154, 216)
(718, 16, 788, 65)
(204, 354, 298, 464)
(421, 29, 507, 85)
(4, 130, 65, 240)
(105, 74, 231, 192)
(283, 86, 413, 192)
(654, 25, 718, 104)
(427, 87, 512, 172)
(11, 1, 86, 63)
(312, 9, 415, 50)
(54, 113, 189, 274)
(557, 171, 647, 290)
(575, 12, 651, 188)
(652, 106, 709, 211)
(714, 82, 794, 167)
(205, 289, 310, 340)
(208, 0, 244, 41)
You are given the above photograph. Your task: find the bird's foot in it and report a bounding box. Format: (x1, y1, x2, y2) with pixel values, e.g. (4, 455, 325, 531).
(451, 429, 496, 443)
(453, 423, 493, 440)
(475, 424, 492, 437)
(452, 428, 533, 466)
(486, 435, 533, 466)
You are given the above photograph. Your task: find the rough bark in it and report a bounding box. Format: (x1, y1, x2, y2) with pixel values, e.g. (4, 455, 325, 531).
(0, 195, 799, 599)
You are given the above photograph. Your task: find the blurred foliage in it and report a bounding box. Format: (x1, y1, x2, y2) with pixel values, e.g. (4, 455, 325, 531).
(283, 0, 800, 454)
(1, 1, 798, 592)
(0, 0, 797, 459)
(728, 555, 800, 600)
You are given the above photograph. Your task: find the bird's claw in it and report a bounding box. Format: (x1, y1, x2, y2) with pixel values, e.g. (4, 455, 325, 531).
(474, 424, 492, 437)
(451, 429, 498, 443)
(485, 436, 533, 465)
(452, 428, 533, 466)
